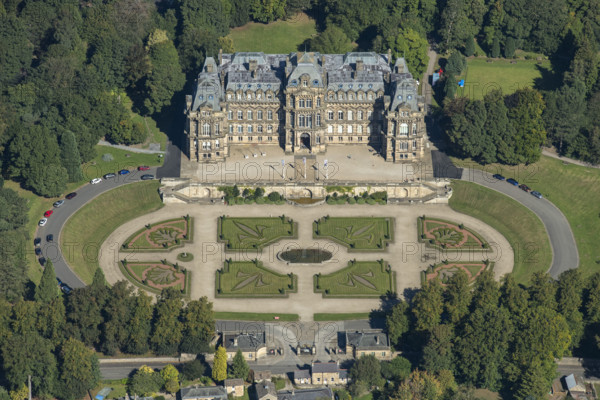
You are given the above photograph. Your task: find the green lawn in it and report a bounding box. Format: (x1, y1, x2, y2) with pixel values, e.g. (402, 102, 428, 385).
(214, 311, 299, 321)
(458, 57, 552, 100)
(315, 260, 395, 297)
(216, 260, 296, 297)
(418, 216, 490, 250)
(218, 216, 296, 251)
(313, 217, 394, 251)
(125, 218, 191, 251)
(228, 13, 317, 54)
(61, 181, 164, 284)
(449, 180, 552, 283)
(453, 155, 600, 277)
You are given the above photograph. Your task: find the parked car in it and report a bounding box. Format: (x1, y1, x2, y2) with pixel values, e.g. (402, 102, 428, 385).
(119, 169, 130, 175)
(519, 184, 531, 192)
(34, 237, 41, 246)
(53, 200, 64, 208)
(66, 192, 77, 199)
(60, 284, 72, 294)
(44, 210, 53, 217)
(138, 166, 150, 171)
(90, 177, 102, 184)
(140, 174, 155, 180)
(531, 191, 543, 199)
(492, 174, 506, 180)
(39, 218, 48, 226)
(39, 257, 46, 267)
(506, 178, 519, 186)
(46, 234, 54, 242)
(103, 173, 116, 179)
(35, 247, 42, 256)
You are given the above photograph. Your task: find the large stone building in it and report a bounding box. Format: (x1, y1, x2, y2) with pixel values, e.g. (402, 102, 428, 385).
(184, 51, 426, 163)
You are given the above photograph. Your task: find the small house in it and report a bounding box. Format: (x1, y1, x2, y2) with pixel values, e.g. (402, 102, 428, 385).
(254, 381, 277, 400)
(293, 369, 310, 385)
(180, 385, 228, 400)
(277, 387, 334, 400)
(222, 331, 267, 361)
(224, 378, 244, 397)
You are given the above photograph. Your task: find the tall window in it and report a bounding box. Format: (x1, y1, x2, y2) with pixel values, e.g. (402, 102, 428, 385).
(358, 125, 363, 134)
(316, 98, 321, 107)
(257, 111, 263, 120)
(257, 125, 263, 133)
(338, 111, 344, 120)
(228, 110, 233, 120)
(328, 111, 334, 120)
(229, 124, 234, 134)
(299, 115, 305, 127)
(247, 110, 252, 120)
(328, 125, 333, 133)
(348, 110, 353, 120)
(267, 125, 273, 132)
(358, 111, 363, 120)
(412, 140, 417, 150)
(237, 125, 243, 133)
(202, 123, 210, 136)
(267, 110, 273, 120)
(316, 114, 321, 126)
(237, 110, 243, 120)
(412, 123, 417, 135)
(367, 111, 372, 120)
(400, 123, 408, 136)
(299, 99, 305, 108)
(337, 125, 343, 133)
(348, 125, 353, 134)
(247, 125, 253, 133)
(215, 140, 220, 149)
(307, 99, 312, 108)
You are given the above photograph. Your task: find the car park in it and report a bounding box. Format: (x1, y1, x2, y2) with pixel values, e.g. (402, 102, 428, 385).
(60, 284, 72, 294)
(39, 257, 46, 266)
(44, 210, 53, 217)
(506, 178, 519, 186)
(140, 174, 154, 180)
(90, 177, 102, 184)
(138, 166, 150, 171)
(531, 191, 543, 199)
(492, 174, 505, 180)
(119, 169, 130, 175)
(39, 218, 48, 226)
(35, 247, 42, 256)
(66, 192, 77, 199)
(53, 200, 64, 208)
(103, 173, 116, 179)
(34, 237, 41, 246)
(46, 234, 53, 242)
(519, 184, 531, 192)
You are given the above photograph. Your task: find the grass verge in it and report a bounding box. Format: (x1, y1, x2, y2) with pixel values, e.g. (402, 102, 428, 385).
(214, 312, 299, 321)
(61, 181, 163, 284)
(453, 155, 600, 277)
(449, 180, 551, 283)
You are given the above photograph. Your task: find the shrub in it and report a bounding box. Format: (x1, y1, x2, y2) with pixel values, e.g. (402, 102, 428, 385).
(366, 199, 376, 205)
(235, 197, 244, 205)
(347, 197, 356, 204)
(268, 192, 281, 202)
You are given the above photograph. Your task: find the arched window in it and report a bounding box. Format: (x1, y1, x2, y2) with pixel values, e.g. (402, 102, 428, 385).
(202, 123, 210, 136)
(399, 123, 408, 136)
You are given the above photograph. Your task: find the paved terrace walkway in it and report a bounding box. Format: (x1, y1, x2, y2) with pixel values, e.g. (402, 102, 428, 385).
(99, 203, 513, 321)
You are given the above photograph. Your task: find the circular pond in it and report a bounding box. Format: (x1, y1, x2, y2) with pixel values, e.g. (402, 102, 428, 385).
(279, 249, 333, 263)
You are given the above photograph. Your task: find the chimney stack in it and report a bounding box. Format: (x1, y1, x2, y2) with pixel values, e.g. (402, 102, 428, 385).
(234, 337, 238, 346)
(206, 63, 213, 73)
(356, 59, 364, 72)
(218, 48, 223, 65)
(249, 59, 257, 78)
(387, 48, 392, 64)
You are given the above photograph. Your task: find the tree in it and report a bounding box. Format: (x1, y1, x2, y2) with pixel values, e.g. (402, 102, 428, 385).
(513, 360, 550, 400)
(143, 30, 185, 115)
(180, 359, 206, 381)
(504, 37, 516, 58)
(0, 230, 28, 302)
(310, 26, 353, 54)
(160, 364, 180, 394)
(464, 36, 475, 57)
(35, 259, 59, 303)
(392, 370, 442, 400)
(389, 28, 429, 77)
(126, 290, 153, 354)
(439, 0, 476, 51)
(250, 0, 286, 23)
(65, 287, 104, 347)
(543, 79, 586, 154)
(100, 281, 134, 355)
(470, 269, 499, 310)
(445, 52, 467, 76)
(381, 356, 412, 383)
(1, 333, 57, 398)
(528, 272, 557, 310)
(445, 270, 472, 324)
(506, 88, 547, 164)
(212, 346, 228, 382)
(484, 89, 517, 164)
(129, 366, 164, 396)
(412, 279, 444, 332)
(421, 324, 455, 374)
(230, 349, 250, 380)
(499, 274, 529, 317)
(60, 130, 84, 182)
(386, 300, 410, 349)
(557, 269, 584, 350)
(491, 36, 500, 58)
(150, 288, 183, 355)
(57, 338, 101, 400)
(350, 355, 383, 389)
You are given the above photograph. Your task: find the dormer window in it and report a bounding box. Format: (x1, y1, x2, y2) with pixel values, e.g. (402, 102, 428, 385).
(257, 84, 261, 88)
(237, 84, 242, 88)
(208, 95, 213, 100)
(199, 95, 204, 101)
(291, 79, 298, 86)
(397, 95, 402, 100)
(349, 84, 353, 88)
(313, 79, 319, 86)
(267, 84, 272, 89)
(358, 84, 363, 89)
(338, 84, 343, 89)
(302, 80, 308, 87)
(407, 95, 412, 100)
(368, 84, 373, 89)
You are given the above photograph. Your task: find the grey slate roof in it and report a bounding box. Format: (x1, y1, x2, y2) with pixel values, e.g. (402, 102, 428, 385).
(312, 362, 340, 374)
(277, 388, 333, 400)
(180, 385, 228, 400)
(255, 381, 277, 399)
(345, 331, 390, 350)
(224, 378, 244, 387)
(191, 57, 222, 112)
(294, 369, 310, 380)
(223, 331, 266, 352)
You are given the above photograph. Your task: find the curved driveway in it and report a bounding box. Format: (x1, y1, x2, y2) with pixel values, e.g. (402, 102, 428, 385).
(459, 167, 579, 278)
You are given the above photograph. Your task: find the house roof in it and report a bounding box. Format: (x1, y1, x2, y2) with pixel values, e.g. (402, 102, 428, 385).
(254, 370, 272, 381)
(566, 374, 577, 389)
(180, 385, 228, 400)
(345, 331, 390, 350)
(223, 331, 266, 351)
(312, 362, 340, 374)
(224, 378, 244, 387)
(277, 387, 333, 400)
(294, 370, 310, 380)
(255, 381, 277, 399)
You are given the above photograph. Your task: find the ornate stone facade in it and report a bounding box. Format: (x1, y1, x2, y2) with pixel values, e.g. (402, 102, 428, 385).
(185, 51, 426, 163)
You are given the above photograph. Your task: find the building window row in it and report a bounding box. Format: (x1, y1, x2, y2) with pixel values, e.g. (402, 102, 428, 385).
(230, 124, 275, 134)
(229, 109, 276, 121)
(227, 92, 277, 101)
(229, 136, 274, 142)
(327, 124, 372, 134)
(327, 92, 379, 101)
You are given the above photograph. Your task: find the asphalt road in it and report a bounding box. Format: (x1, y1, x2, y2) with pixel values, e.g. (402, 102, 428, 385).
(459, 167, 579, 278)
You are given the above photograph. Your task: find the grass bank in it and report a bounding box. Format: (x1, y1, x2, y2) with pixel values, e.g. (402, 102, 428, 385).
(61, 181, 163, 284)
(453, 156, 600, 277)
(449, 180, 552, 283)
(214, 312, 299, 321)
(228, 13, 317, 53)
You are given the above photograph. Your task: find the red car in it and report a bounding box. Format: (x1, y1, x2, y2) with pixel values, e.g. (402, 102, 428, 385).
(138, 166, 150, 171)
(44, 210, 53, 217)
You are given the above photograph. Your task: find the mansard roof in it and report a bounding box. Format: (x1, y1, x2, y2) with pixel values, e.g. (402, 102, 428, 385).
(191, 57, 222, 112)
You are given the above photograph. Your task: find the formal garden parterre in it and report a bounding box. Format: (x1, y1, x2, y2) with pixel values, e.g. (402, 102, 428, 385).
(123, 216, 193, 251)
(119, 260, 191, 295)
(313, 216, 394, 251)
(217, 215, 297, 251)
(314, 260, 396, 298)
(422, 260, 495, 285)
(417, 216, 490, 251)
(215, 260, 297, 297)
